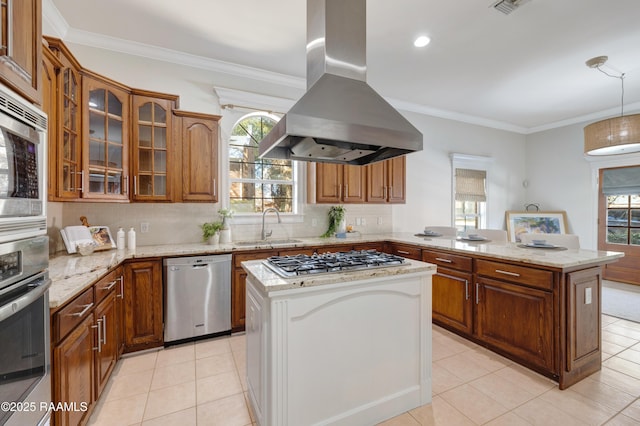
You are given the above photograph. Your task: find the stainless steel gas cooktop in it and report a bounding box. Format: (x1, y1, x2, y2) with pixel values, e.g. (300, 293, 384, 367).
(263, 249, 406, 277)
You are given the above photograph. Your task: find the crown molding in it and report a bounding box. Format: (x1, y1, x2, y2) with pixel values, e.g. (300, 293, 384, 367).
(42, 0, 69, 38)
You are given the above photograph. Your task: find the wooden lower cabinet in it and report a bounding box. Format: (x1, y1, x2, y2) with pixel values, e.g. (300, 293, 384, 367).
(53, 314, 95, 426)
(423, 249, 474, 335)
(52, 269, 122, 426)
(432, 268, 474, 335)
(94, 292, 118, 397)
(475, 277, 553, 372)
(123, 259, 163, 352)
(232, 250, 275, 332)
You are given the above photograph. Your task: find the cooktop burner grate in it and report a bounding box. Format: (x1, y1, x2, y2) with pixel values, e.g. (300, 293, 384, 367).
(264, 249, 406, 277)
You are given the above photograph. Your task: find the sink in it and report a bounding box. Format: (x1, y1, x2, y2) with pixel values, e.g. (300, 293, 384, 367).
(235, 239, 303, 246)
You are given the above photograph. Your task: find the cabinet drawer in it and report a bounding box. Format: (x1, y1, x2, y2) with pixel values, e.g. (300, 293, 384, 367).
(388, 243, 422, 260)
(422, 250, 472, 272)
(233, 250, 277, 268)
(476, 260, 553, 291)
(54, 287, 94, 343)
(278, 247, 316, 256)
(94, 269, 121, 305)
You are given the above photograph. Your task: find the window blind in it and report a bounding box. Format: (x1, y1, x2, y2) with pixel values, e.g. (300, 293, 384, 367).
(455, 168, 486, 202)
(602, 166, 640, 195)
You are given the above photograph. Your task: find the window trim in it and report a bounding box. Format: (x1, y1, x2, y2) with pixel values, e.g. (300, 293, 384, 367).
(222, 110, 305, 224)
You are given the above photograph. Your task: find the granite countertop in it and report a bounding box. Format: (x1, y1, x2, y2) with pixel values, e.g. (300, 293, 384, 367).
(48, 232, 623, 309)
(241, 258, 436, 293)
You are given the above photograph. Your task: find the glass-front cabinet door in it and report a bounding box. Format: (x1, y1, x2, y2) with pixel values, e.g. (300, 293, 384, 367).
(59, 66, 81, 198)
(131, 94, 175, 201)
(82, 74, 129, 200)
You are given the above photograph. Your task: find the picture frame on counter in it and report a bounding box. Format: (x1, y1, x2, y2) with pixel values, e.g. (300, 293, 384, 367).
(505, 210, 569, 242)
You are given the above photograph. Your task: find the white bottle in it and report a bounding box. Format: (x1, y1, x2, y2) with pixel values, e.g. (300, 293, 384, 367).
(116, 227, 125, 250)
(127, 227, 136, 250)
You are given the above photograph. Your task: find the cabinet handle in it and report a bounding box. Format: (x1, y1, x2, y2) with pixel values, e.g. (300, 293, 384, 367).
(68, 303, 93, 317)
(117, 276, 124, 299)
(465, 280, 469, 300)
(213, 178, 217, 197)
(102, 314, 107, 345)
(344, 184, 348, 198)
(102, 280, 117, 291)
(495, 269, 520, 277)
(92, 319, 102, 352)
(77, 171, 85, 192)
(435, 257, 453, 263)
(123, 176, 129, 195)
(475, 283, 480, 305)
(397, 250, 410, 255)
(383, 186, 387, 199)
(133, 176, 138, 195)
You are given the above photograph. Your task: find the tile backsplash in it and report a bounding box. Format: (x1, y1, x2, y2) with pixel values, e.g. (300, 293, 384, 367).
(47, 202, 392, 254)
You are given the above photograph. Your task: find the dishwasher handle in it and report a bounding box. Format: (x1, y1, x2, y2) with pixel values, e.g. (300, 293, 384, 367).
(191, 264, 210, 269)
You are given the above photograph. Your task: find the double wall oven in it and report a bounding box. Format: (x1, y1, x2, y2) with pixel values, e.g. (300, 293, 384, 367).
(0, 83, 50, 426)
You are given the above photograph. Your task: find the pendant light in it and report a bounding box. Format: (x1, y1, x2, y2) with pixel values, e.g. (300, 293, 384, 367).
(584, 56, 640, 156)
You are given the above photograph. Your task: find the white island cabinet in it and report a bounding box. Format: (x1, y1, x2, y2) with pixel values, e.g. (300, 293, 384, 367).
(242, 259, 436, 426)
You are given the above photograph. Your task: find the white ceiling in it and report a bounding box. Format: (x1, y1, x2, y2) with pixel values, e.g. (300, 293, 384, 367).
(46, 0, 640, 133)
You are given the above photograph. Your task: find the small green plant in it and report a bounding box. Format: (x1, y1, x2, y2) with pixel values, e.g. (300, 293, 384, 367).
(218, 208, 234, 218)
(201, 221, 224, 241)
(321, 205, 346, 238)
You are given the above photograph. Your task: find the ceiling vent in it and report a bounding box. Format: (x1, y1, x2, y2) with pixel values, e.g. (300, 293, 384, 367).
(491, 0, 531, 15)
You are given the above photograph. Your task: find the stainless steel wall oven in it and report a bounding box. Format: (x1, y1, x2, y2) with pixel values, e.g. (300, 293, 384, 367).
(0, 83, 50, 426)
(0, 83, 47, 243)
(0, 236, 50, 426)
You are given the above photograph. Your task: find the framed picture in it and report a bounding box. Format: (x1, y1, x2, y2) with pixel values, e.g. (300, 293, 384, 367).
(89, 226, 116, 251)
(505, 211, 568, 243)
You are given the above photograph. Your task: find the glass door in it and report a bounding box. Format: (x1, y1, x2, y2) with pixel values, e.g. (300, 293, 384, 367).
(132, 96, 173, 201)
(82, 76, 129, 200)
(60, 67, 81, 198)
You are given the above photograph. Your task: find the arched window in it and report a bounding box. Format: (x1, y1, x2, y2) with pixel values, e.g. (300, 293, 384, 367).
(229, 113, 295, 213)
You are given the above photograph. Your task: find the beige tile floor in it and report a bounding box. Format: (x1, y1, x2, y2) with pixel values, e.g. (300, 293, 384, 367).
(89, 315, 640, 426)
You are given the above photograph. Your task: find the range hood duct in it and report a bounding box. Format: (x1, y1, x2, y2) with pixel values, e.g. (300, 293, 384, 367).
(258, 0, 423, 165)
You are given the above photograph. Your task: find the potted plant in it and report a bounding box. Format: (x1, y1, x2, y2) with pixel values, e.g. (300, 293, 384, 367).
(201, 221, 223, 245)
(321, 205, 346, 238)
(218, 208, 235, 243)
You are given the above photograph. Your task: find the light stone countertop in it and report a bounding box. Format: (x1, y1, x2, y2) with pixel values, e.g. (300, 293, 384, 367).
(241, 258, 436, 293)
(48, 232, 623, 309)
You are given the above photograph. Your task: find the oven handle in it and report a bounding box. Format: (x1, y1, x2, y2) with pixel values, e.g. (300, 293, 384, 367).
(0, 275, 52, 322)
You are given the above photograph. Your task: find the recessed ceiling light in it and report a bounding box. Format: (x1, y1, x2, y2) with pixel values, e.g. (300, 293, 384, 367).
(414, 36, 431, 48)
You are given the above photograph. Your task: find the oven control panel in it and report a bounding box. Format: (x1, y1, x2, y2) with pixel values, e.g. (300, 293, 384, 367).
(0, 250, 21, 282)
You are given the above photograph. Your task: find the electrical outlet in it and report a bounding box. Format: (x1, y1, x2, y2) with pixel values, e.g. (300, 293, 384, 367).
(355, 218, 362, 226)
(140, 222, 150, 233)
(311, 218, 318, 227)
(377, 217, 383, 225)
(361, 218, 366, 226)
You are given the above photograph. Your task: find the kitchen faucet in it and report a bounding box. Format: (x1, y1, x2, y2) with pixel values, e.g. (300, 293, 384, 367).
(261, 207, 281, 240)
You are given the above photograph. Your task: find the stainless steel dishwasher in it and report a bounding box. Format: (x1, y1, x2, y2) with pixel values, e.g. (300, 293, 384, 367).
(164, 254, 232, 344)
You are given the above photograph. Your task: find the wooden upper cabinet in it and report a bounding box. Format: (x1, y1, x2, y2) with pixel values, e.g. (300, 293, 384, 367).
(174, 110, 221, 202)
(0, 0, 42, 104)
(311, 163, 366, 203)
(81, 72, 130, 201)
(44, 37, 84, 200)
(366, 156, 406, 203)
(42, 47, 60, 201)
(131, 92, 177, 201)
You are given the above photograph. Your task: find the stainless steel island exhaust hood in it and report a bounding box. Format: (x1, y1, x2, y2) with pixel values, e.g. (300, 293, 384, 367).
(258, 0, 423, 165)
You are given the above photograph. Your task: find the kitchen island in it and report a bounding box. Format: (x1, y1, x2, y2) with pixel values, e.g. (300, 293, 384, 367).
(241, 258, 436, 426)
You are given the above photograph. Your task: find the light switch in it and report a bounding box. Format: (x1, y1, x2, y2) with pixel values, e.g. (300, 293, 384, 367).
(585, 287, 592, 304)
